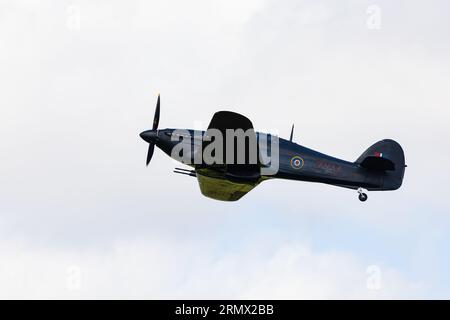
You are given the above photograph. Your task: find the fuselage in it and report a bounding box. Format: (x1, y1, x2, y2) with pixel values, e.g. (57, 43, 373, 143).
(146, 128, 386, 191)
(275, 137, 383, 190)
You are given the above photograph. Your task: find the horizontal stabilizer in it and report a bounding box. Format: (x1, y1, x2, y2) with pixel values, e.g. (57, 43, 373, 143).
(356, 139, 404, 171)
(359, 156, 395, 171)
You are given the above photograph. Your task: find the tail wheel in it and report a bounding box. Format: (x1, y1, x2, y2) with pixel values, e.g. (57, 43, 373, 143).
(358, 193, 368, 202)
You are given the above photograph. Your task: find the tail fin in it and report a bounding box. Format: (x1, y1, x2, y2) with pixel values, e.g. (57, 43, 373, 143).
(355, 139, 406, 190)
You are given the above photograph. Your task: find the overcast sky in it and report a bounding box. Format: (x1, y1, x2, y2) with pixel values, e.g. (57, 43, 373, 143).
(1, 0, 450, 299)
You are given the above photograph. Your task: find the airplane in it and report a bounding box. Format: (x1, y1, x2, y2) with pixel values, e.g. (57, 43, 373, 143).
(140, 95, 406, 202)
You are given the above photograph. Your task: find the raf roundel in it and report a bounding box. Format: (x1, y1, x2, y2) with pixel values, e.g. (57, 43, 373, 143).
(290, 156, 304, 169)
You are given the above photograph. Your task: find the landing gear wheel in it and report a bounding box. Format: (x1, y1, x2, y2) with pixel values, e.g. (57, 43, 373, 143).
(358, 193, 368, 202)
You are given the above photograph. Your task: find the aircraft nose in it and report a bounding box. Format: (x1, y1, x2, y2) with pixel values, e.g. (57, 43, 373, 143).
(140, 130, 158, 143)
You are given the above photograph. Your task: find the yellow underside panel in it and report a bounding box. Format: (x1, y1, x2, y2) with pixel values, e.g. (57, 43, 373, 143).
(196, 173, 258, 201)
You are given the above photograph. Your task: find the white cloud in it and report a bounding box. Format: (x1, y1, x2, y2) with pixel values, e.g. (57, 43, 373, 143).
(0, 237, 420, 299)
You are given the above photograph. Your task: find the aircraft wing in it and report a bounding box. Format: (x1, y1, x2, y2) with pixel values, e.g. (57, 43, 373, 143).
(207, 111, 254, 132)
(205, 111, 260, 179)
(195, 111, 262, 201)
(196, 170, 259, 201)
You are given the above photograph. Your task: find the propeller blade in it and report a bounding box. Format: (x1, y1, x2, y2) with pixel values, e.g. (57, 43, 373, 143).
(143, 94, 160, 166)
(290, 124, 294, 142)
(146, 143, 155, 166)
(152, 94, 160, 130)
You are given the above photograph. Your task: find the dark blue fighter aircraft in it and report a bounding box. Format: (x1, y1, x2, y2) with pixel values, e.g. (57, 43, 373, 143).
(140, 95, 406, 202)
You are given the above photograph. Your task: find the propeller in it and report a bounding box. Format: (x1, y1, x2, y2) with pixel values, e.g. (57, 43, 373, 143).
(146, 142, 155, 166)
(141, 94, 160, 166)
(152, 94, 160, 131)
